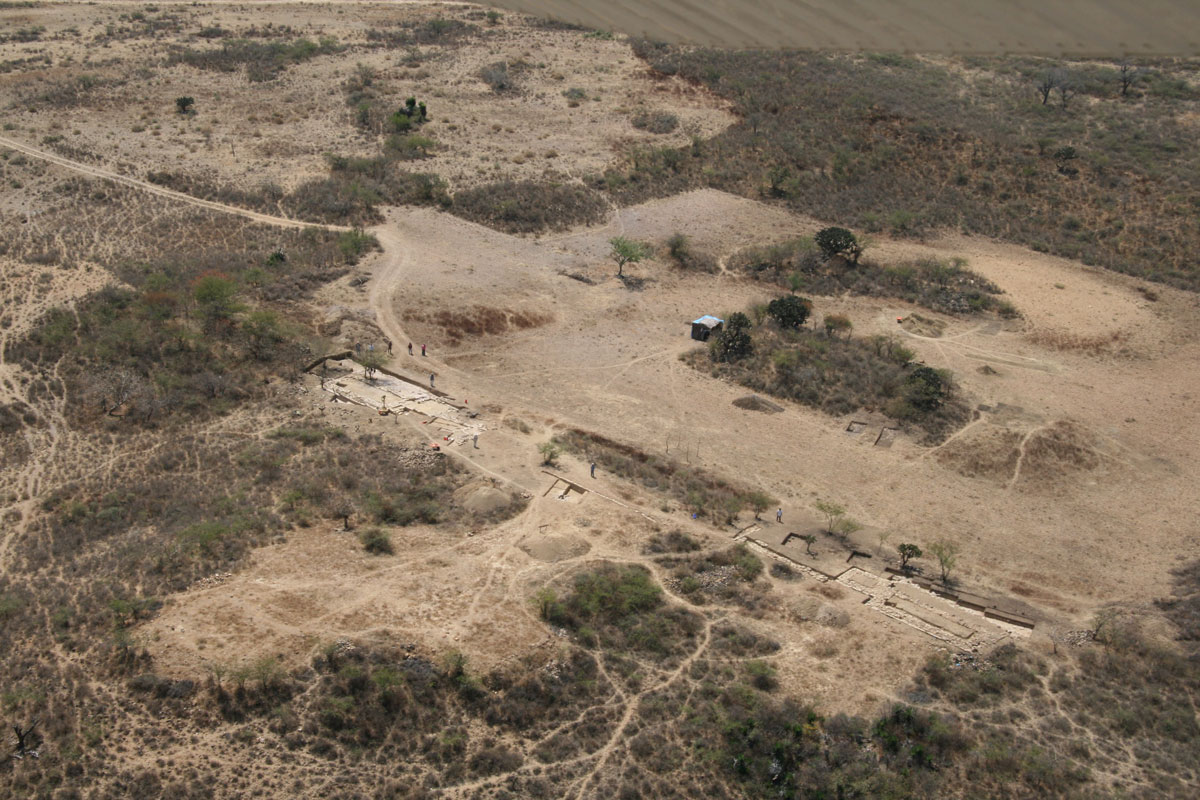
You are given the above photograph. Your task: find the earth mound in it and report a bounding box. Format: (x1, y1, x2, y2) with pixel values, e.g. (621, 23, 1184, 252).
(455, 482, 512, 515)
(733, 394, 784, 413)
(519, 533, 591, 563)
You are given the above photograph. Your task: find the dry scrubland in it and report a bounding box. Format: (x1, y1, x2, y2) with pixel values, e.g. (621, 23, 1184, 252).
(0, 3, 1199, 799)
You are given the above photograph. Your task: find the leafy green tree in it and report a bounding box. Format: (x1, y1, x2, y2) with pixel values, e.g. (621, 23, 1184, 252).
(814, 226, 863, 264)
(898, 543, 922, 571)
(538, 441, 562, 466)
(192, 271, 240, 325)
(904, 366, 951, 412)
(801, 534, 816, 555)
(609, 236, 651, 277)
(927, 540, 960, 584)
(534, 588, 560, 620)
(767, 295, 812, 329)
(815, 500, 845, 534)
(175, 96, 195, 115)
(746, 491, 775, 520)
(358, 349, 386, 382)
(815, 499, 861, 541)
(710, 311, 753, 362)
(242, 310, 286, 361)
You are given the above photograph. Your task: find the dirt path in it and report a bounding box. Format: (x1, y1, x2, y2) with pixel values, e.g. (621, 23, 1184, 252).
(0, 135, 351, 232)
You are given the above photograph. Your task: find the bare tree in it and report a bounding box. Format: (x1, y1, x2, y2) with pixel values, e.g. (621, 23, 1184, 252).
(1054, 69, 1076, 110)
(90, 368, 149, 416)
(11, 718, 39, 760)
(1117, 60, 1140, 97)
(1036, 70, 1058, 105)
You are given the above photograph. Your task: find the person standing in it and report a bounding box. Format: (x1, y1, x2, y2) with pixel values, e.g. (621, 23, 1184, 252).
(590, 461, 596, 478)
(421, 344, 427, 356)
(776, 508, 783, 524)
(386, 339, 393, 354)
(473, 433, 479, 449)
(430, 372, 435, 387)
(408, 342, 413, 355)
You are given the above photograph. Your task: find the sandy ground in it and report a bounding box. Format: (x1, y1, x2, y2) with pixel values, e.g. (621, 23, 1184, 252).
(370, 189, 1200, 612)
(3, 1, 1197, 721)
(0, 2, 733, 195)
(142, 186, 1200, 714)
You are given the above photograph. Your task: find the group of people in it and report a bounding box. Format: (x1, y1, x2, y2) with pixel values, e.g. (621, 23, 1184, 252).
(349, 339, 435, 386)
(351, 340, 432, 358)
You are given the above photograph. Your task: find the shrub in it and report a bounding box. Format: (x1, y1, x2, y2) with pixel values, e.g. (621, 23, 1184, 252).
(450, 180, 608, 234)
(632, 111, 679, 134)
(480, 61, 514, 92)
(359, 526, 392, 555)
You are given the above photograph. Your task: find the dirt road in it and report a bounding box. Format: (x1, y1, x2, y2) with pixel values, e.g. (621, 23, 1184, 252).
(0, 135, 350, 232)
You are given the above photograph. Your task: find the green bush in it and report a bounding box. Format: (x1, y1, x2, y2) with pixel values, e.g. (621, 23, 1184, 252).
(358, 527, 394, 555)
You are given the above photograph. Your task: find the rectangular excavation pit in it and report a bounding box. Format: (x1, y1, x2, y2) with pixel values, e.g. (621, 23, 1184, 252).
(874, 427, 898, 447)
(885, 597, 977, 640)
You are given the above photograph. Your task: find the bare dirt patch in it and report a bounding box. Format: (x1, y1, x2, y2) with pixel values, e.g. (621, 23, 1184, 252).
(405, 304, 554, 345)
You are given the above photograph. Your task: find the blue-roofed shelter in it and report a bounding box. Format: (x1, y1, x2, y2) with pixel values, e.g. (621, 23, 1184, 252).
(691, 315, 724, 341)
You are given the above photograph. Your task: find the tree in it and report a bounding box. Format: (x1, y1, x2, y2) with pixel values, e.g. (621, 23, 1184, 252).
(538, 441, 561, 466)
(192, 271, 241, 326)
(91, 368, 149, 417)
(814, 500, 845, 535)
(1053, 145, 1079, 175)
(12, 718, 39, 760)
(814, 227, 862, 264)
(1035, 70, 1057, 105)
(904, 366, 951, 412)
(242, 310, 286, 361)
(767, 295, 812, 329)
(897, 543, 922, 571)
(800, 534, 816, 556)
(927, 540, 960, 584)
(1054, 68, 1076, 109)
(358, 349, 386, 382)
(175, 96, 195, 115)
(331, 497, 354, 531)
(766, 165, 791, 197)
(609, 236, 651, 277)
(534, 588, 559, 620)
(1117, 60, 1140, 97)
(876, 530, 892, 555)
(746, 491, 775, 520)
(785, 271, 805, 294)
(823, 314, 852, 338)
(710, 311, 753, 361)
(836, 518, 863, 541)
